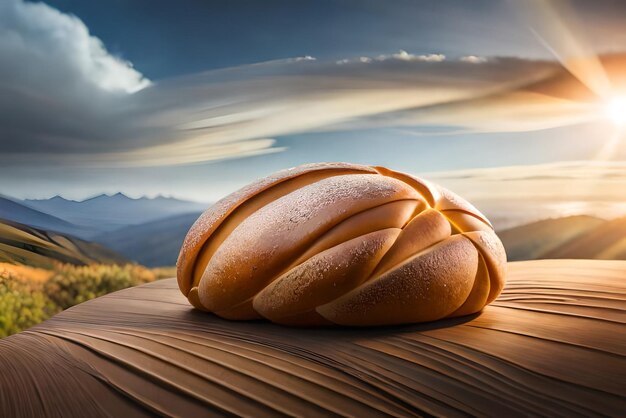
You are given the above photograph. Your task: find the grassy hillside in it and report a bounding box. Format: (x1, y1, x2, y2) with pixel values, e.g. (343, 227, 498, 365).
(499, 215, 603, 260)
(542, 216, 626, 259)
(0, 216, 177, 338)
(0, 219, 127, 268)
(0, 218, 177, 337)
(499, 215, 626, 261)
(0, 263, 173, 337)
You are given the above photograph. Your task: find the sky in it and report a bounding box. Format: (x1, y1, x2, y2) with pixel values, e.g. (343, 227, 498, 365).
(1, 0, 626, 225)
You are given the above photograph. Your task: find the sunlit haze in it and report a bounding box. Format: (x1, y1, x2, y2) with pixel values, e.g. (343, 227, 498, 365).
(607, 97, 626, 125)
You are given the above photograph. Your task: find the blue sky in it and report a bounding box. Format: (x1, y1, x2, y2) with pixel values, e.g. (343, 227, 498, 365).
(1, 0, 625, 224)
(40, 0, 626, 77)
(42, 0, 550, 78)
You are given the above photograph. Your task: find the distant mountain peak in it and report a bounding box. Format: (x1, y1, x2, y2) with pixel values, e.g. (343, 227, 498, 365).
(25, 194, 73, 203)
(49, 195, 72, 202)
(151, 194, 175, 201)
(81, 193, 107, 202)
(83, 192, 132, 202)
(110, 192, 131, 199)
(21, 192, 199, 204)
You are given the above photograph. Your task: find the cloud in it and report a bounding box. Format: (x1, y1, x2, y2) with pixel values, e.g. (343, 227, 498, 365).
(294, 55, 316, 62)
(0, 0, 153, 156)
(336, 56, 372, 65)
(376, 50, 446, 62)
(0, 0, 149, 93)
(0, 0, 623, 168)
(460, 55, 488, 64)
(337, 50, 446, 64)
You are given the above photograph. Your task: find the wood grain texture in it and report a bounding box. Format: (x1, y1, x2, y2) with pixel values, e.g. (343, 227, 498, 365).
(1, 259, 624, 417)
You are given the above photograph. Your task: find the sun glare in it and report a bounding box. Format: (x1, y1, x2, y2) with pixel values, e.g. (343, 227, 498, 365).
(607, 97, 626, 125)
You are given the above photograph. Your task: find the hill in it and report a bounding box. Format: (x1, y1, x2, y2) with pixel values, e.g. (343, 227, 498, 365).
(23, 193, 207, 237)
(0, 219, 127, 268)
(0, 196, 88, 237)
(0, 259, 622, 416)
(94, 212, 201, 267)
(542, 216, 626, 259)
(498, 215, 606, 260)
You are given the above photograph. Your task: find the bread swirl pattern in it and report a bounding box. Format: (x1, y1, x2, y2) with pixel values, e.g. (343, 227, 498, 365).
(177, 163, 506, 326)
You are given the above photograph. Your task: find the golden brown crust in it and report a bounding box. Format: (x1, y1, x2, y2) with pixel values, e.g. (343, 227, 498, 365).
(177, 162, 507, 326)
(176, 162, 376, 294)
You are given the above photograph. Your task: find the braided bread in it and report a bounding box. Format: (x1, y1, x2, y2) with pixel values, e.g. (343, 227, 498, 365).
(177, 163, 506, 326)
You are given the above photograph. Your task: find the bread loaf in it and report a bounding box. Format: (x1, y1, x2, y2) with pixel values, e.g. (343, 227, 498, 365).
(177, 163, 506, 326)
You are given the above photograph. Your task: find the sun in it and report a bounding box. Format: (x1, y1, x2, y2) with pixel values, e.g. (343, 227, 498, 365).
(606, 97, 626, 125)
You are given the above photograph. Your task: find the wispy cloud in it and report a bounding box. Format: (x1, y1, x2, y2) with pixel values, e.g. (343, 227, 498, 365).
(424, 159, 626, 204)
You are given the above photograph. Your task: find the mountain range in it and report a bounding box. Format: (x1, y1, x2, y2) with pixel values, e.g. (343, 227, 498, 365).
(2, 192, 626, 267)
(95, 212, 202, 267)
(23, 193, 207, 237)
(1, 193, 205, 267)
(1, 196, 80, 232)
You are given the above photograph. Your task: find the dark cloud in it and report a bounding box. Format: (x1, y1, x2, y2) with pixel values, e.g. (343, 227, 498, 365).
(0, 0, 149, 154)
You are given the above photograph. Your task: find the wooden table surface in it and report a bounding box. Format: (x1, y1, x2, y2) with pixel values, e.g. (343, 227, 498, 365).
(1, 259, 624, 417)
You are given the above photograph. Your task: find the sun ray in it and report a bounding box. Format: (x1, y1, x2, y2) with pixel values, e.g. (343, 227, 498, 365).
(517, 0, 613, 98)
(514, 0, 626, 220)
